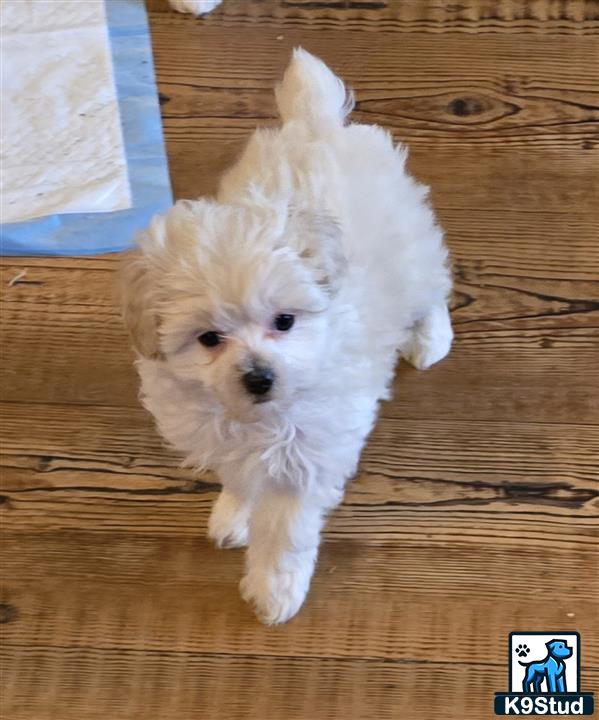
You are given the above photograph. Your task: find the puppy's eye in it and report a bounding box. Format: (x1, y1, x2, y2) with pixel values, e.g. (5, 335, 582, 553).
(198, 331, 221, 347)
(274, 314, 295, 332)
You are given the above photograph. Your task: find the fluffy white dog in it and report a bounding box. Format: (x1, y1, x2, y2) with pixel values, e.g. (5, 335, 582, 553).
(121, 50, 452, 624)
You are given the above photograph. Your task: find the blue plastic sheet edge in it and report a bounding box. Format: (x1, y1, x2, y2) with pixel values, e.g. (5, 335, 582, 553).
(0, 0, 172, 256)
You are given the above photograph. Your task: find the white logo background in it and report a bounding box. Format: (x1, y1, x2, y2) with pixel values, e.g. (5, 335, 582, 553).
(510, 633, 579, 693)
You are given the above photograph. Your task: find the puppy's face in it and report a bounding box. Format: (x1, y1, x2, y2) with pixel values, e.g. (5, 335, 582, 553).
(159, 245, 332, 423)
(546, 641, 572, 660)
(121, 200, 345, 422)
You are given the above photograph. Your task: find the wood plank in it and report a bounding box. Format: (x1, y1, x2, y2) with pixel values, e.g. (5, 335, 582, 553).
(1, 466, 596, 546)
(149, 25, 599, 107)
(1, 532, 597, 720)
(2, 648, 596, 720)
(146, 23, 599, 202)
(1, 402, 597, 545)
(148, 22, 599, 200)
(163, 136, 599, 210)
(2, 533, 597, 663)
(1, 471, 596, 547)
(0, 255, 120, 271)
(146, 0, 599, 35)
(158, 99, 599, 151)
(153, 71, 599, 148)
(0, 644, 509, 720)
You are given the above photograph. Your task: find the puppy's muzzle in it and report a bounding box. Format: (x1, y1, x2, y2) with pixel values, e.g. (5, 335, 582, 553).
(242, 366, 275, 398)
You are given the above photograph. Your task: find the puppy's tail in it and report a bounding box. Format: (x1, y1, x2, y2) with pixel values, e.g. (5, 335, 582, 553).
(275, 48, 354, 127)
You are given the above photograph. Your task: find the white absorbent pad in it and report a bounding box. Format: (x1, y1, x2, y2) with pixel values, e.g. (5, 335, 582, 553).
(1, 0, 132, 223)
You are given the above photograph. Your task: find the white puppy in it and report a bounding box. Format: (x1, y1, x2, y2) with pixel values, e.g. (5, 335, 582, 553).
(121, 50, 452, 624)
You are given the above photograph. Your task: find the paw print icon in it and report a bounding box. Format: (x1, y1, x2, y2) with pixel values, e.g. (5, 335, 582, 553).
(515, 643, 530, 658)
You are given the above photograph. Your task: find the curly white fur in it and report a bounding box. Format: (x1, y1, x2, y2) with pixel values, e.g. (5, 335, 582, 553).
(121, 49, 452, 624)
(168, 0, 222, 15)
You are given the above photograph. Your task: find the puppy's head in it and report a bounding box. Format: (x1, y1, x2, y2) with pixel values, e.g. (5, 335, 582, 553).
(546, 640, 572, 660)
(121, 199, 346, 422)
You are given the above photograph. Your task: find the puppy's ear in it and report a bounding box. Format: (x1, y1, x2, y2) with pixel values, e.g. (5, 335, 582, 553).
(289, 209, 347, 294)
(119, 252, 162, 359)
(119, 201, 204, 359)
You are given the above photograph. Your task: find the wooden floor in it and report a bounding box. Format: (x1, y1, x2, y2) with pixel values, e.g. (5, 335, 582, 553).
(2, 1, 598, 718)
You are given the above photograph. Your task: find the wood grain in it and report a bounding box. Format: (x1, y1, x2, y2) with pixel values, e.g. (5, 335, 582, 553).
(0, 645, 509, 720)
(2, 533, 597, 659)
(1, 534, 598, 719)
(1, 1, 598, 719)
(147, 0, 599, 35)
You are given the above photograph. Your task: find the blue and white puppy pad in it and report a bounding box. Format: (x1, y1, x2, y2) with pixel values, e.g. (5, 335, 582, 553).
(0, 0, 172, 256)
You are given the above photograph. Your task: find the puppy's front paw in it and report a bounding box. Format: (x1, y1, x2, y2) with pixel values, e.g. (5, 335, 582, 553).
(240, 560, 313, 625)
(404, 332, 452, 370)
(208, 491, 249, 549)
(403, 304, 453, 370)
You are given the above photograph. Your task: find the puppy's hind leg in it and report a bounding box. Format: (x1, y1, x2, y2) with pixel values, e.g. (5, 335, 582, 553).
(402, 303, 453, 370)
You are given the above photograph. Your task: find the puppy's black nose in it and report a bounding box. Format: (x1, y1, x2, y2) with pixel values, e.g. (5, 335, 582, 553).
(242, 367, 274, 396)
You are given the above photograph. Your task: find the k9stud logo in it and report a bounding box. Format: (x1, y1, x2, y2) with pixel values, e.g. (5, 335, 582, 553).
(494, 632, 595, 715)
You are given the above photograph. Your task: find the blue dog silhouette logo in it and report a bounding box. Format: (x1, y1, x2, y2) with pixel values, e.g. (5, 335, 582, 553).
(519, 638, 572, 693)
(494, 632, 595, 715)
